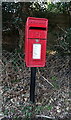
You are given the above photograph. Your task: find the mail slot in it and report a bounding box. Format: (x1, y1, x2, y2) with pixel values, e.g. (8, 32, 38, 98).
(24, 17, 48, 67)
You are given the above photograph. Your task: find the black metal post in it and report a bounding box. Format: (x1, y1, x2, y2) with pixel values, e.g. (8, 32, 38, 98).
(30, 67, 36, 103)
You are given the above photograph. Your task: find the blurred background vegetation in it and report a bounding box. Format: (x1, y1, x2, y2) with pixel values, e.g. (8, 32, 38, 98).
(2, 1, 71, 55)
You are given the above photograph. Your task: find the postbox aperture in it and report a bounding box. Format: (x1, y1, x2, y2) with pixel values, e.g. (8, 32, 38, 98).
(24, 17, 48, 67)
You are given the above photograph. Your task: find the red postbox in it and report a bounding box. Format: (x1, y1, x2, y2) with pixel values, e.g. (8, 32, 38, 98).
(24, 17, 48, 67)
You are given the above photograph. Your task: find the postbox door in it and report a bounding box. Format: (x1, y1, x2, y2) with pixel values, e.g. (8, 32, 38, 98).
(26, 39, 46, 67)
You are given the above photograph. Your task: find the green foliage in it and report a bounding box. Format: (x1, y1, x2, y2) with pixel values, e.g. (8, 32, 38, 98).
(47, 2, 71, 13)
(54, 28, 71, 55)
(32, 2, 71, 14)
(4, 104, 53, 119)
(66, 28, 71, 46)
(53, 82, 59, 89)
(4, 109, 9, 115)
(2, 2, 33, 30)
(2, 2, 71, 51)
(51, 76, 59, 89)
(51, 76, 57, 81)
(2, 2, 70, 30)
(35, 106, 42, 114)
(22, 106, 33, 118)
(43, 105, 53, 111)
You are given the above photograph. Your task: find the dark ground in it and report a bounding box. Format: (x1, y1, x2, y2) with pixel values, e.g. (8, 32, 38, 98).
(1, 50, 71, 120)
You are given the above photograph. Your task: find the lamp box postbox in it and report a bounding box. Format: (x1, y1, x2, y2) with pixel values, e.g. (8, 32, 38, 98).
(25, 17, 48, 67)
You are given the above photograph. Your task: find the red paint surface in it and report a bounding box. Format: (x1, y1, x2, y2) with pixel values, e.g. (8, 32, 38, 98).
(24, 17, 48, 67)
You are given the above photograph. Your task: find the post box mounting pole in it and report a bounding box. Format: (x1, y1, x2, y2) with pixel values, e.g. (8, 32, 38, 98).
(30, 67, 36, 103)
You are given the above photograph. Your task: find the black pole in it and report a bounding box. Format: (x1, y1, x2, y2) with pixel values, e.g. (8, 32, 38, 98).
(30, 67, 36, 103)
